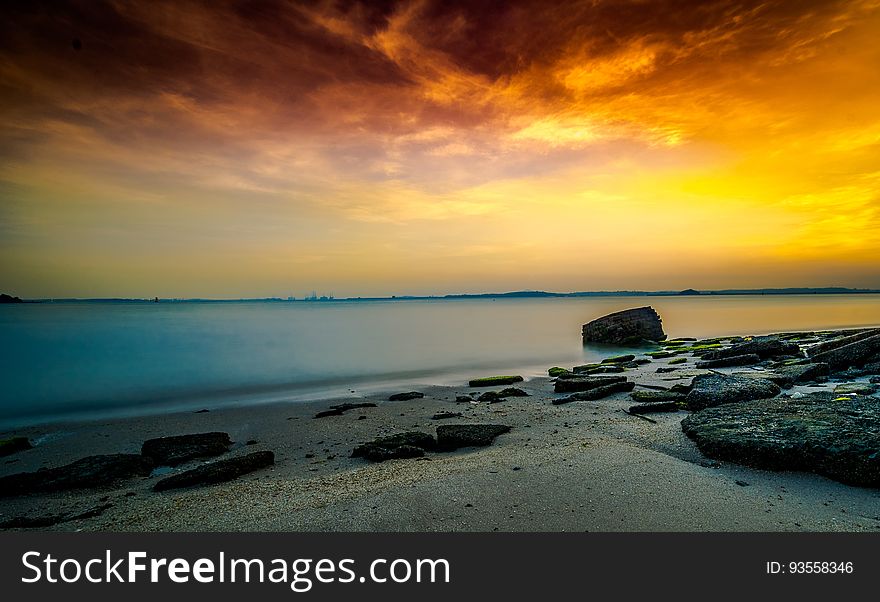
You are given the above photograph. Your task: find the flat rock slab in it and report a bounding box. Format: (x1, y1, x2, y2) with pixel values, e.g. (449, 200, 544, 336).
(630, 390, 685, 403)
(554, 381, 635, 404)
(468, 376, 524, 387)
(809, 333, 880, 370)
(701, 336, 801, 361)
(153, 451, 275, 492)
(436, 425, 511, 451)
(141, 432, 231, 466)
(582, 306, 666, 345)
(351, 432, 437, 462)
(388, 391, 424, 401)
(554, 375, 627, 393)
(629, 402, 680, 414)
(696, 354, 761, 369)
(0, 454, 154, 497)
(682, 393, 880, 487)
(315, 402, 377, 418)
(686, 373, 781, 411)
(834, 382, 878, 395)
(478, 387, 530, 402)
(0, 437, 32, 457)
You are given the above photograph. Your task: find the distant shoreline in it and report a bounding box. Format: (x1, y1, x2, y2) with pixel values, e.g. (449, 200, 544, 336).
(14, 287, 880, 304)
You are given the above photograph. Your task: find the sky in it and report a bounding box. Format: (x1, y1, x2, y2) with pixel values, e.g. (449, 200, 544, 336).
(1, 0, 879, 298)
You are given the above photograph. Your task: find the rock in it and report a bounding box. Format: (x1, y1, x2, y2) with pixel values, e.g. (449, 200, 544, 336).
(668, 357, 687, 365)
(834, 382, 878, 395)
(0, 454, 154, 497)
(646, 351, 675, 359)
(548, 367, 570, 377)
(553, 381, 635, 404)
(153, 451, 274, 492)
(681, 393, 880, 487)
(455, 395, 473, 402)
(432, 411, 463, 420)
(701, 336, 801, 361)
(351, 432, 436, 462)
(686, 374, 780, 411)
(656, 367, 678, 373)
(766, 363, 830, 388)
(808, 329, 879, 355)
(695, 354, 761, 368)
(582, 306, 666, 345)
(388, 391, 424, 401)
(436, 425, 511, 451)
(670, 383, 692, 394)
(554, 375, 627, 393)
(0, 437, 32, 457)
(141, 432, 231, 466)
(630, 390, 685, 403)
(601, 354, 636, 364)
(478, 387, 528, 403)
(499, 387, 529, 397)
(467, 376, 524, 387)
(628, 402, 680, 414)
(809, 333, 880, 370)
(314, 402, 377, 418)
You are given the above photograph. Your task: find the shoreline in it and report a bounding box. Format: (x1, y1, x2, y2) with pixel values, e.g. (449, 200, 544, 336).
(1, 327, 879, 532)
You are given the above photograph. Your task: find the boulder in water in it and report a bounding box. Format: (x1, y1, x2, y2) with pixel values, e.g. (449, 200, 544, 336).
(582, 306, 666, 345)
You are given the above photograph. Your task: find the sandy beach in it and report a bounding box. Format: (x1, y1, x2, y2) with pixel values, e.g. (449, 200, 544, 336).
(2, 341, 879, 532)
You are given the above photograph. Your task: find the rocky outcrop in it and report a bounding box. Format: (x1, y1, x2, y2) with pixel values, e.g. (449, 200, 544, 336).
(468, 376, 524, 387)
(0, 454, 154, 497)
(478, 387, 529, 402)
(436, 424, 511, 451)
(681, 392, 880, 487)
(0, 293, 23, 303)
(554, 381, 635, 404)
(701, 336, 801, 361)
(351, 432, 436, 462)
(554, 375, 627, 393)
(582, 306, 666, 345)
(141, 432, 231, 466)
(686, 373, 780, 410)
(153, 451, 274, 492)
(0, 437, 32, 457)
(808, 329, 879, 355)
(388, 391, 424, 401)
(808, 333, 880, 371)
(765, 363, 829, 388)
(695, 354, 761, 368)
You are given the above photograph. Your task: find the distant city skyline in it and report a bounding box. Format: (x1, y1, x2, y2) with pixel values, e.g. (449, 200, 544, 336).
(2, 1, 879, 298)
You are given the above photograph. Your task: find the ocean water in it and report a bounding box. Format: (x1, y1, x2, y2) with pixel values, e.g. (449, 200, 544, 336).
(2, 294, 879, 428)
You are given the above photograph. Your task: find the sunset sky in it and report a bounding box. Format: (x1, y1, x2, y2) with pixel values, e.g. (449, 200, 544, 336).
(2, 0, 879, 298)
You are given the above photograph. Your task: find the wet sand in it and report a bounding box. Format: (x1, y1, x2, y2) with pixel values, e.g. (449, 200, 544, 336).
(1, 355, 879, 531)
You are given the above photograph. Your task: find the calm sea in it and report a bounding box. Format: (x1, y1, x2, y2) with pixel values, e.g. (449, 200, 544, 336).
(2, 294, 879, 428)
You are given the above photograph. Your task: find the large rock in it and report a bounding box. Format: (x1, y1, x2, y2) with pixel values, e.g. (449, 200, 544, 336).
(388, 391, 424, 401)
(351, 432, 436, 462)
(436, 425, 511, 451)
(554, 375, 627, 393)
(468, 376, 524, 387)
(153, 451, 274, 492)
(681, 393, 880, 487)
(582, 306, 666, 345)
(686, 373, 780, 410)
(766, 363, 830, 388)
(701, 336, 801, 361)
(808, 329, 879, 355)
(0, 454, 154, 497)
(809, 333, 880, 371)
(141, 432, 231, 466)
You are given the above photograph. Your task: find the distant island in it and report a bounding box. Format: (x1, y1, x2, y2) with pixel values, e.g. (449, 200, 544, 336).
(15, 286, 880, 303)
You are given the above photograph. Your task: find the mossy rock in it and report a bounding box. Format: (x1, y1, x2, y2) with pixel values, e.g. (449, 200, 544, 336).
(646, 351, 675, 358)
(548, 367, 570, 377)
(468, 375, 524, 387)
(668, 357, 687, 365)
(601, 354, 636, 364)
(0, 437, 32, 457)
(689, 343, 723, 351)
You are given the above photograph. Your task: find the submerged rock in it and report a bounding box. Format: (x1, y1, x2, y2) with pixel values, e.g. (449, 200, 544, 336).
(582, 306, 666, 345)
(0, 454, 154, 497)
(681, 393, 880, 487)
(554, 375, 627, 393)
(153, 451, 274, 492)
(388, 391, 424, 401)
(696, 354, 761, 369)
(554, 381, 635, 404)
(351, 432, 436, 462)
(436, 424, 511, 451)
(141, 432, 231, 466)
(468, 376, 524, 387)
(0, 437, 32, 457)
(686, 373, 780, 411)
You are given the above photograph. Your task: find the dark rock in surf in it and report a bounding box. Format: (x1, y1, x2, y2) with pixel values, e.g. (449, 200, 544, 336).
(0, 454, 154, 497)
